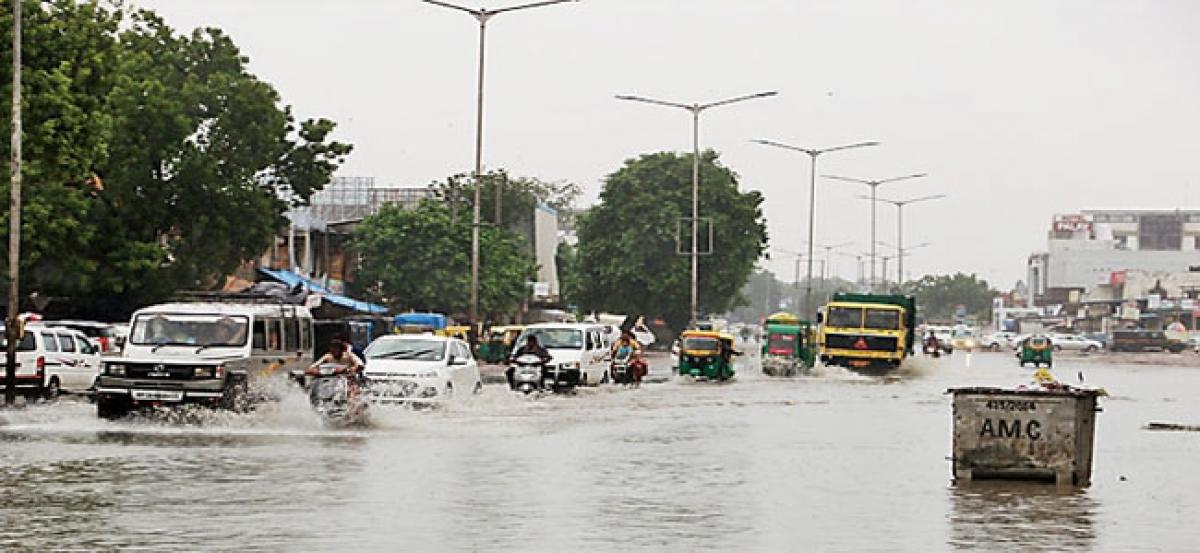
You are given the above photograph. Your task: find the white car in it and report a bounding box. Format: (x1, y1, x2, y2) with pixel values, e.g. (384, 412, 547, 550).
(363, 335, 482, 404)
(1, 324, 102, 400)
(1048, 334, 1104, 353)
(981, 331, 1020, 351)
(513, 323, 610, 385)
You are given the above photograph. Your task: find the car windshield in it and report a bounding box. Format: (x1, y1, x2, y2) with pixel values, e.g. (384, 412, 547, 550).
(864, 309, 901, 330)
(131, 314, 249, 347)
(952, 328, 974, 338)
(366, 339, 445, 361)
(827, 307, 863, 328)
(521, 328, 583, 349)
(683, 336, 720, 352)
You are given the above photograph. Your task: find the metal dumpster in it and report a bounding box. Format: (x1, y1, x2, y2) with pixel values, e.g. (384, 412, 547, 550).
(948, 387, 1102, 486)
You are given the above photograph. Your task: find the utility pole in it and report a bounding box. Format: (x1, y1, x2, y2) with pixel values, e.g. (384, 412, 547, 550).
(5, 0, 22, 406)
(824, 172, 927, 291)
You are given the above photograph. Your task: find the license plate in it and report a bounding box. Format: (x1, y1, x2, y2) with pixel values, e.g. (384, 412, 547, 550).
(131, 389, 185, 402)
(850, 360, 870, 368)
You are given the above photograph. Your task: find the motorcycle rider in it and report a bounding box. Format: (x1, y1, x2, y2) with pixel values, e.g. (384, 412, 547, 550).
(924, 330, 941, 354)
(307, 339, 365, 381)
(507, 334, 552, 388)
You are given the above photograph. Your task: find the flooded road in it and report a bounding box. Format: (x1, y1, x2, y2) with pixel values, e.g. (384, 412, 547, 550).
(2, 351, 1199, 551)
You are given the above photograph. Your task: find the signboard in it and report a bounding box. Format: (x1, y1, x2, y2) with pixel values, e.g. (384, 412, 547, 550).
(1052, 214, 1093, 234)
(531, 282, 552, 298)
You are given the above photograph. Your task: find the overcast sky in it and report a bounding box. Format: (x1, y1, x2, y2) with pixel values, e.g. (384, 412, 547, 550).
(137, 0, 1199, 288)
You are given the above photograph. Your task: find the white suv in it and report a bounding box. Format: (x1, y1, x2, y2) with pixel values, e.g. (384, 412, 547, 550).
(2, 325, 103, 400)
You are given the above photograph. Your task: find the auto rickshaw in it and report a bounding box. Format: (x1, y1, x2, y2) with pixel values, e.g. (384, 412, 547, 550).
(477, 325, 525, 364)
(677, 330, 736, 381)
(761, 312, 815, 376)
(1017, 335, 1053, 368)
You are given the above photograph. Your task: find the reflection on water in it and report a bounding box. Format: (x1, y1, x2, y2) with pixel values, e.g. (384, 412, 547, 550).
(948, 482, 1097, 551)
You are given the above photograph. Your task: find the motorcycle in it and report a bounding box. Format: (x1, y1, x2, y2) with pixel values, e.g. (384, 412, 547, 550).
(610, 349, 647, 386)
(923, 337, 942, 358)
(306, 363, 369, 426)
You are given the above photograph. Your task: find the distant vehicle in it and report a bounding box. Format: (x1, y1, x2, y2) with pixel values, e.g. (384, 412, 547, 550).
(922, 325, 955, 354)
(50, 320, 123, 354)
(0, 324, 103, 400)
(1048, 333, 1103, 353)
(1110, 330, 1187, 353)
(363, 335, 482, 404)
(1189, 334, 1200, 353)
(981, 331, 1020, 351)
(950, 327, 978, 352)
(1081, 332, 1110, 350)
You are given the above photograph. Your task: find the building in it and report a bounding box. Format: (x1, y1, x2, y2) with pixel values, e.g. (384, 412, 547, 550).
(1023, 210, 1200, 331)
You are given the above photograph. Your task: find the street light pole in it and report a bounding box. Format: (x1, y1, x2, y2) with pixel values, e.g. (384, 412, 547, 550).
(860, 194, 945, 287)
(750, 139, 877, 318)
(5, 0, 21, 406)
(421, 0, 577, 340)
(617, 91, 778, 326)
(823, 172, 927, 292)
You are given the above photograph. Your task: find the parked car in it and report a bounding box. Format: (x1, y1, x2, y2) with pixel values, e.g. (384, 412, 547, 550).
(1110, 329, 1187, 353)
(363, 335, 482, 404)
(0, 324, 103, 400)
(50, 320, 124, 354)
(1081, 332, 1110, 350)
(1047, 333, 1104, 352)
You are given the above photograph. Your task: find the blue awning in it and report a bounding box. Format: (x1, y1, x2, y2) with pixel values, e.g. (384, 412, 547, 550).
(257, 268, 389, 315)
(394, 312, 447, 330)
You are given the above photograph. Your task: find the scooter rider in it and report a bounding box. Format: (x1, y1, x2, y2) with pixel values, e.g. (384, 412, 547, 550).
(924, 330, 940, 352)
(611, 330, 647, 383)
(507, 334, 552, 387)
(308, 339, 365, 381)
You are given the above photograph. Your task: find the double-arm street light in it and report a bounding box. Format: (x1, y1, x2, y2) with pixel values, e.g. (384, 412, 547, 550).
(859, 194, 946, 287)
(750, 139, 878, 318)
(616, 91, 778, 325)
(876, 240, 931, 284)
(823, 172, 927, 291)
(818, 241, 853, 283)
(420, 0, 577, 338)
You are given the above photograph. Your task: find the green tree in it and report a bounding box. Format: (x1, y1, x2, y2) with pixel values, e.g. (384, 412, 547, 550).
(351, 201, 536, 318)
(575, 150, 768, 331)
(0, 2, 351, 317)
(901, 272, 997, 322)
(431, 169, 581, 231)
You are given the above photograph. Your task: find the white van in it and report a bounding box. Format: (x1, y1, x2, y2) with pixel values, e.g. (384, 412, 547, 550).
(95, 302, 314, 418)
(0, 325, 102, 400)
(513, 323, 610, 386)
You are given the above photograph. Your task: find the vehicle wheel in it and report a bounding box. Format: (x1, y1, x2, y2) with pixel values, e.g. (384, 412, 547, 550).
(989, 344, 1001, 352)
(444, 383, 454, 400)
(1083, 345, 1097, 353)
(1018, 361, 1024, 367)
(97, 396, 129, 420)
(473, 381, 483, 395)
(600, 371, 610, 385)
(42, 377, 61, 401)
(1053, 345, 1062, 352)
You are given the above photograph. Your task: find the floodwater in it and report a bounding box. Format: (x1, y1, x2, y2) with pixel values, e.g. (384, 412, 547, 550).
(2, 350, 1199, 552)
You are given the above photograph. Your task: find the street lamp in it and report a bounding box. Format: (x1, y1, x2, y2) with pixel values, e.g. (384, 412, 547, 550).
(617, 91, 778, 325)
(823, 172, 927, 291)
(859, 193, 945, 287)
(751, 139, 878, 318)
(877, 240, 932, 284)
(420, 0, 578, 340)
(818, 241, 853, 284)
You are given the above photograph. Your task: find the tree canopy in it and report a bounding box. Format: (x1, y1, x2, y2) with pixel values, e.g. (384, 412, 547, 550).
(0, 1, 350, 317)
(574, 151, 768, 331)
(350, 201, 536, 319)
(901, 272, 998, 322)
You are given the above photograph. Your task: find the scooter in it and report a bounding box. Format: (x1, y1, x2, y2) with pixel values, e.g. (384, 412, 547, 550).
(307, 363, 369, 426)
(923, 338, 942, 358)
(610, 350, 647, 386)
(509, 354, 548, 395)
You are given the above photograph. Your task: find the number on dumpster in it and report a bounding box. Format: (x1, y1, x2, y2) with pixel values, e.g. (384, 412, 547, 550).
(979, 418, 1042, 440)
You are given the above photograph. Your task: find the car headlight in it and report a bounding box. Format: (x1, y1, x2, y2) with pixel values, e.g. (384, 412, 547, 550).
(105, 363, 125, 376)
(560, 362, 580, 370)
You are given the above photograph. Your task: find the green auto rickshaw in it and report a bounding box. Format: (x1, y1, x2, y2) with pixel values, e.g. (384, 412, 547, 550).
(761, 312, 816, 376)
(477, 325, 525, 364)
(677, 330, 736, 381)
(1017, 335, 1053, 368)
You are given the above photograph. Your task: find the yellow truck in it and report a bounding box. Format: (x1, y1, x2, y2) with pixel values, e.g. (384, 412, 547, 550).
(818, 293, 916, 372)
